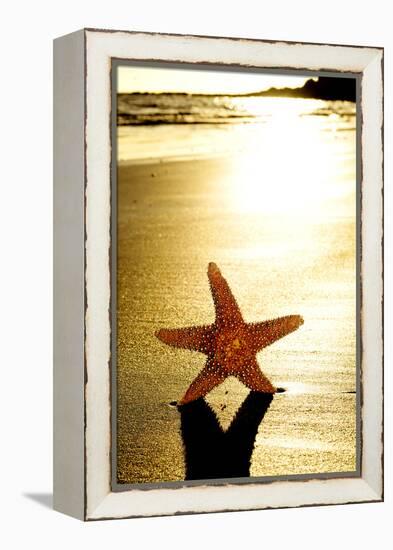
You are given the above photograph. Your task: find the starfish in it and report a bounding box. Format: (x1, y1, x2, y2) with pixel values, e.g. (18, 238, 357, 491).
(156, 262, 303, 405)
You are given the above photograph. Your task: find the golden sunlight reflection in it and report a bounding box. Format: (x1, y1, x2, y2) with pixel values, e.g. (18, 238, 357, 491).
(227, 98, 355, 217)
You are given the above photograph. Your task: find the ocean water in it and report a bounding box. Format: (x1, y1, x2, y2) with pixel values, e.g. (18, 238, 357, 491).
(116, 93, 357, 485)
(117, 93, 355, 162)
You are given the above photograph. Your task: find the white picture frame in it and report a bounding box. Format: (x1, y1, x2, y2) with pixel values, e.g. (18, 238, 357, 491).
(53, 28, 383, 521)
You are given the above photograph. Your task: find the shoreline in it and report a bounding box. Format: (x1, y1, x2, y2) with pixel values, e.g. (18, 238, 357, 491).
(117, 150, 237, 167)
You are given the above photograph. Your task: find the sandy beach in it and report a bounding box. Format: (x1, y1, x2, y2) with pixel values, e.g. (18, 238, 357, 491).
(116, 151, 357, 485)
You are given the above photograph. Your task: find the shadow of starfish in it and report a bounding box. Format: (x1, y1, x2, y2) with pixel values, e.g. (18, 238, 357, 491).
(179, 391, 273, 480)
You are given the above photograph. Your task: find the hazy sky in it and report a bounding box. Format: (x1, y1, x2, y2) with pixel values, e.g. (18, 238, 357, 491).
(117, 65, 310, 94)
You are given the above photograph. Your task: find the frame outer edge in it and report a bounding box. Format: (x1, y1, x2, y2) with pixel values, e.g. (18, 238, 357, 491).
(82, 29, 384, 520)
(53, 29, 86, 521)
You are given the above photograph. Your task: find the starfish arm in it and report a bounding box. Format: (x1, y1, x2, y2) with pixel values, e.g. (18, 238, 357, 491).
(179, 359, 226, 405)
(155, 325, 214, 353)
(236, 359, 276, 393)
(207, 262, 243, 326)
(247, 314, 304, 351)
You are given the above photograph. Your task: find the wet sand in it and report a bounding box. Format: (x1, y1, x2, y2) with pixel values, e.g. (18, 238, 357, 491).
(116, 155, 357, 484)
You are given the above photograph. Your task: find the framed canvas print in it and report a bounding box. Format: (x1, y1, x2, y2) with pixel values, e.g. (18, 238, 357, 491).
(53, 29, 383, 520)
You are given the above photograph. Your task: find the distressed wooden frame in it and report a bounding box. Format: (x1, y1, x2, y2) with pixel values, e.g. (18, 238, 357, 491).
(53, 28, 383, 521)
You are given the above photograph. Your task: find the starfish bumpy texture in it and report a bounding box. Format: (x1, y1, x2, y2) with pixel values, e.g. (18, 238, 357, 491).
(156, 263, 303, 405)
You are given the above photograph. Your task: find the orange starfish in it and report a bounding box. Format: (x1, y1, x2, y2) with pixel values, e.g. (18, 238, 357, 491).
(156, 263, 303, 405)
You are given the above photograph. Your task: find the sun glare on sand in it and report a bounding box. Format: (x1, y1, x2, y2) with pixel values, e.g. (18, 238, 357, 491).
(227, 98, 351, 217)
